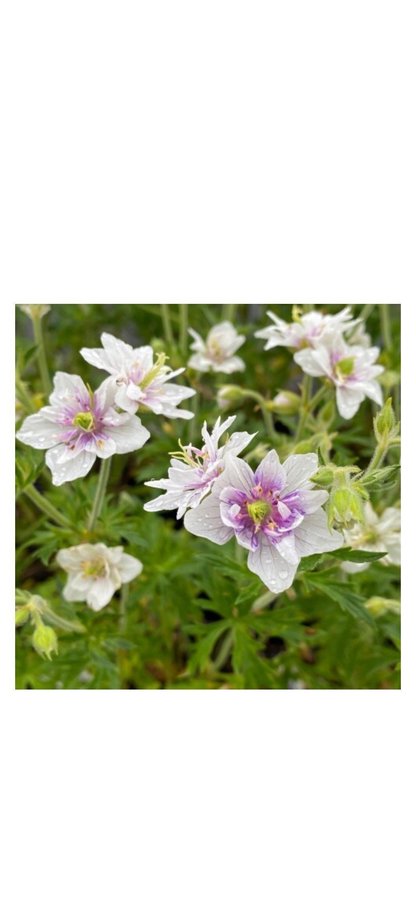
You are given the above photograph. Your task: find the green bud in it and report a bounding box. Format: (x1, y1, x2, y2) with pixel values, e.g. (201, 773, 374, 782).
(15, 607, 30, 627)
(217, 385, 246, 410)
(32, 624, 58, 660)
(328, 474, 365, 526)
(311, 466, 335, 487)
(270, 391, 301, 415)
(365, 597, 401, 618)
(374, 397, 397, 442)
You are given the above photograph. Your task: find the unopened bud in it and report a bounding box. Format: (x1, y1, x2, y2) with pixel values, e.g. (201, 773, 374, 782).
(271, 391, 301, 415)
(32, 624, 58, 660)
(15, 607, 30, 627)
(365, 597, 401, 618)
(217, 385, 246, 410)
(311, 466, 335, 487)
(328, 474, 365, 527)
(374, 398, 397, 442)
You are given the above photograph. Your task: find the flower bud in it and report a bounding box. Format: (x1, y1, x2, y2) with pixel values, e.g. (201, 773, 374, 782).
(217, 385, 246, 410)
(365, 597, 401, 617)
(32, 624, 58, 660)
(270, 391, 301, 415)
(374, 398, 397, 442)
(15, 607, 30, 626)
(311, 466, 335, 487)
(328, 474, 365, 526)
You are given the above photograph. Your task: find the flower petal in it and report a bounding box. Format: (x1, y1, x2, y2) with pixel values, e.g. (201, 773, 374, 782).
(117, 553, 143, 582)
(294, 509, 343, 557)
(184, 494, 233, 545)
(255, 450, 284, 490)
(16, 411, 61, 449)
(247, 537, 297, 593)
(107, 418, 151, 453)
(87, 577, 117, 611)
(217, 455, 255, 495)
(336, 386, 364, 419)
(281, 453, 319, 493)
(45, 445, 96, 485)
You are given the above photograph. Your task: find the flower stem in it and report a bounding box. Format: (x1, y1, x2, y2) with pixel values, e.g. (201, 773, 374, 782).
(32, 314, 52, 396)
(88, 458, 111, 532)
(365, 440, 389, 476)
(294, 376, 311, 441)
(179, 304, 188, 356)
(119, 582, 129, 631)
(161, 304, 174, 349)
(380, 304, 392, 350)
(251, 590, 275, 612)
(24, 484, 71, 528)
(223, 303, 236, 322)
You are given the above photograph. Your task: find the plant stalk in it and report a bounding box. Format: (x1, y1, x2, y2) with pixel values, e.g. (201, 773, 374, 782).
(88, 458, 111, 532)
(213, 629, 234, 670)
(32, 314, 52, 396)
(179, 304, 188, 356)
(161, 304, 174, 348)
(23, 484, 71, 528)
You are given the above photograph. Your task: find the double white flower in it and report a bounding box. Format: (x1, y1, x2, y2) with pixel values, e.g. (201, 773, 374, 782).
(16, 373, 150, 485)
(184, 450, 342, 593)
(188, 322, 246, 373)
(255, 307, 356, 351)
(144, 416, 256, 518)
(56, 543, 142, 611)
(80, 332, 195, 418)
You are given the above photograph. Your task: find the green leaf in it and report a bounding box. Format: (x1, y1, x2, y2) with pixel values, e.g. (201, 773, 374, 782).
(232, 628, 276, 688)
(187, 622, 230, 675)
(304, 576, 374, 624)
(327, 548, 387, 563)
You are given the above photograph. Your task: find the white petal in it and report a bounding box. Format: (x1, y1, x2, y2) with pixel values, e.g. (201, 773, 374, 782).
(63, 578, 89, 602)
(255, 450, 284, 487)
(101, 333, 134, 369)
(212, 356, 245, 373)
(294, 509, 343, 557)
(188, 328, 205, 352)
(86, 576, 117, 611)
(296, 488, 329, 513)
(187, 352, 211, 372)
(56, 547, 85, 571)
(247, 538, 297, 593)
(16, 411, 61, 449)
(361, 380, 383, 405)
(281, 453, 319, 493)
(276, 533, 299, 565)
(336, 386, 363, 419)
(45, 445, 96, 485)
(117, 553, 143, 582)
(114, 383, 138, 414)
(108, 418, 151, 453)
(217, 455, 255, 495)
(184, 494, 233, 545)
(294, 347, 329, 377)
(79, 347, 115, 374)
(50, 372, 89, 405)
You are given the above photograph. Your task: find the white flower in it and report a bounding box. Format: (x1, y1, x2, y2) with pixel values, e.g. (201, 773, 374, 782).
(16, 372, 150, 485)
(56, 543, 143, 611)
(342, 502, 401, 573)
(255, 307, 357, 351)
(80, 332, 195, 418)
(144, 416, 256, 518)
(294, 336, 384, 419)
(184, 450, 342, 593)
(188, 322, 245, 373)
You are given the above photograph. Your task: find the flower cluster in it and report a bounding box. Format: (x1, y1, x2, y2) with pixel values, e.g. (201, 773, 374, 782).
(255, 307, 384, 420)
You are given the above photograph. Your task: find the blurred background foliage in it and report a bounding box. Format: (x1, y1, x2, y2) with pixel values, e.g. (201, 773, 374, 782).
(15, 303, 400, 689)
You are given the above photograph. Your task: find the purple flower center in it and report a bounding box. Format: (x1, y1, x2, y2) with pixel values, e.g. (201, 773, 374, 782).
(219, 480, 305, 551)
(58, 394, 107, 447)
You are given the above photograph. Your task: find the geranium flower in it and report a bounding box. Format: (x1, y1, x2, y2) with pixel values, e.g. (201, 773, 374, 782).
(188, 322, 245, 373)
(255, 307, 357, 351)
(80, 332, 195, 418)
(16, 372, 150, 485)
(342, 502, 401, 573)
(56, 543, 143, 611)
(294, 336, 384, 419)
(144, 415, 256, 518)
(184, 450, 342, 593)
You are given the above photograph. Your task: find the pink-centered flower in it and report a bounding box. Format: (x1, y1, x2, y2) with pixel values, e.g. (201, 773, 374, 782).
(184, 450, 342, 593)
(295, 336, 384, 419)
(16, 372, 150, 485)
(188, 322, 246, 373)
(144, 415, 256, 518)
(80, 332, 195, 418)
(255, 307, 357, 351)
(56, 543, 142, 611)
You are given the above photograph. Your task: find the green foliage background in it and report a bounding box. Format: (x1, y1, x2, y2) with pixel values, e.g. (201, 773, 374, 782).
(15, 303, 400, 689)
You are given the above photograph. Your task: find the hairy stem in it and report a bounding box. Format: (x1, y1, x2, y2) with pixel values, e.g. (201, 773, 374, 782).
(24, 484, 71, 528)
(32, 314, 52, 396)
(365, 440, 389, 476)
(88, 458, 111, 532)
